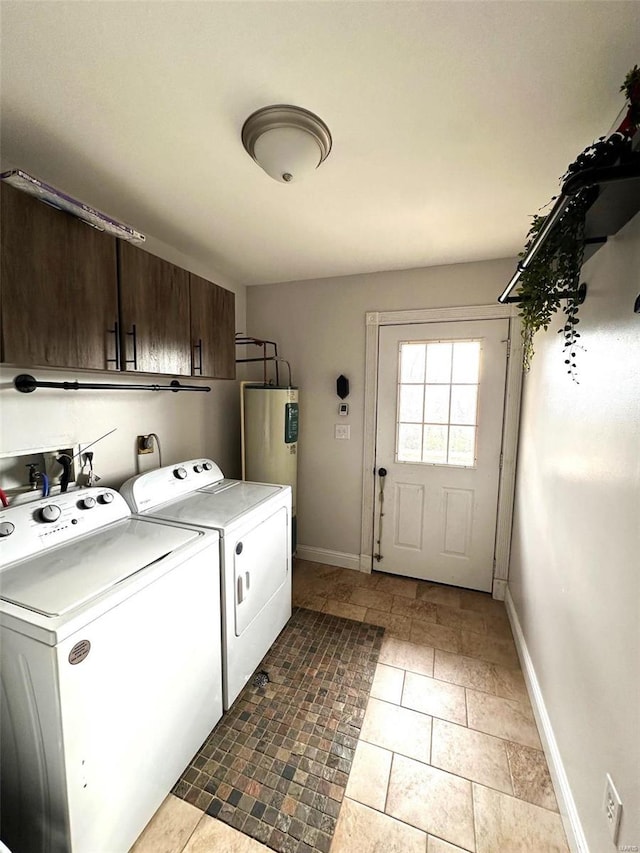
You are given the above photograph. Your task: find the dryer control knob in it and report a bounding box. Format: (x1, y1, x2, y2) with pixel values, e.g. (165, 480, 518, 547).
(80, 497, 96, 510)
(174, 467, 188, 480)
(193, 464, 204, 474)
(98, 492, 114, 504)
(203, 462, 213, 471)
(40, 504, 61, 523)
(0, 521, 15, 537)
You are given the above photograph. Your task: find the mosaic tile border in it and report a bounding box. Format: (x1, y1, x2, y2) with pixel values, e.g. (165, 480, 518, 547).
(173, 607, 384, 853)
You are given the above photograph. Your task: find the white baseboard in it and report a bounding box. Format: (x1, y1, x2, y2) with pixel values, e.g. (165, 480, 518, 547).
(505, 588, 589, 853)
(295, 545, 364, 572)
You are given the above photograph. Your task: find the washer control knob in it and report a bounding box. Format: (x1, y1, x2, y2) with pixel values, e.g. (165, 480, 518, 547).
(174, 467, 188, 480)
(98, 492, 114, 504)
(40, 504, 61, 523)
(80, 497, 96, 510)
(193, 464, 204, 474)
(0, 521, 15, 537)
(203, 462, 213, 471)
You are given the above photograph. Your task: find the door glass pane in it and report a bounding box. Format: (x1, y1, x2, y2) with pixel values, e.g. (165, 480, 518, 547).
(448, 425, 476, 466)
(396, 338, 481, 467)
(399, 385, 424, 422)
(400, 344, 426, 382)
(424, 385, 450, 424)
(397, 424, 422, 462)
(450, 385, 478, 425)
(452, 341, 481, 383)
(425, 343, 452, 383)
(423, 425, 447, 464)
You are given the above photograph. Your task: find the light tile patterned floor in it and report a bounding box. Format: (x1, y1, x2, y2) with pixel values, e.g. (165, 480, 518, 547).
(131, 561, 570, 853)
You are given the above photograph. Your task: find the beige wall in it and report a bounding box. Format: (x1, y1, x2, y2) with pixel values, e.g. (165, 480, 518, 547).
(508, 212, 640, 849)
(246, 257, 515, 560)
(0, 234, 247, 487)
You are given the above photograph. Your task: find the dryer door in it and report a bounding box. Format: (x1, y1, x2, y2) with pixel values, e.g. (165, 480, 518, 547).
(233, 506, 289, 636)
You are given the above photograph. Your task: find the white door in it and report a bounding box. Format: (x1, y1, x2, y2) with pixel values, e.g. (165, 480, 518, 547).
(374, 319, 509, 592)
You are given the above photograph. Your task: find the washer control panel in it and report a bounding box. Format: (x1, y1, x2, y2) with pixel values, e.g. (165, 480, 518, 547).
(0, 488, 130, 569)
(120, 459, 224, 512)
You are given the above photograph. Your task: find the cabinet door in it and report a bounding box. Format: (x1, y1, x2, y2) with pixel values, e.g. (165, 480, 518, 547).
(190, 274, 236, 379)
(118, 241, 191, 375)
(1, 182, 119, 369)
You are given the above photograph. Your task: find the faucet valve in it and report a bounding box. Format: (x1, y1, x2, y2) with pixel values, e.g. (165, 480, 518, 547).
(25, 463, 40, 489)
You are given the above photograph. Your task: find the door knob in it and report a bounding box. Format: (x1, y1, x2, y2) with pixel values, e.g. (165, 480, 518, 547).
(378, 467, 387, 477)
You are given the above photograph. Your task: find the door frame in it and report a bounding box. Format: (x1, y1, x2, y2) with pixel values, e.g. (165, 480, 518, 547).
(360, 304, 523, 599)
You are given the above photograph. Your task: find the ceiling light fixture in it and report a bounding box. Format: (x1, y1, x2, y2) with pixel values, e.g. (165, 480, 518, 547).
(241, 104, 332, 184)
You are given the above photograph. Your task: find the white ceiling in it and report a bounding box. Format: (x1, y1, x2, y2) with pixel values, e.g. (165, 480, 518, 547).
(1, 2, 638, 287)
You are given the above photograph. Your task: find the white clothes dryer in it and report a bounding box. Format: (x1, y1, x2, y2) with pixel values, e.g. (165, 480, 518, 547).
(120, 459, 292, 710)
(0, 488, 223, 853)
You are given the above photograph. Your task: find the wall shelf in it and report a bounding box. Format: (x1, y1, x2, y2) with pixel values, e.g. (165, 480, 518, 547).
(499, 149, 640, 304)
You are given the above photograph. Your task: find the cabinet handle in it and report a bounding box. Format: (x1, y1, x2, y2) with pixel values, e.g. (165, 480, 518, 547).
(193, 338, 203, 375)
(106, 321, 120, 370)
(125, 324, 138, 370)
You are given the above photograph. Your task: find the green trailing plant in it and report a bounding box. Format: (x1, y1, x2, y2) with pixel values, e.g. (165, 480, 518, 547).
(619, 64, 640, 133)
(518, 194, 588, 379)
(516, 64, 639, 382)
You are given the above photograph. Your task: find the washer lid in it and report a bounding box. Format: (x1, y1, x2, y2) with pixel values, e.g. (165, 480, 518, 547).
(148, 480, 284, 528)
(0, 519, 201, 617)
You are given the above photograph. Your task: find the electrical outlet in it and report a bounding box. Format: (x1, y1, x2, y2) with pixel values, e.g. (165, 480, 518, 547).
(137, 435, 154, 455)
(334, 424, 350, 440)
(604, 773, 622, 844)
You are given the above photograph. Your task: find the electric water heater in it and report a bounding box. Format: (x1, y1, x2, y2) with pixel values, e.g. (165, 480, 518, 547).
(242, 385, 299, 551)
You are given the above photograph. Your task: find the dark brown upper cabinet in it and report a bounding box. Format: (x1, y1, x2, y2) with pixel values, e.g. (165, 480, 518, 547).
(189, 274, 235, 379)
(0, 182, 119, 370)
(117, 241, 191, 376)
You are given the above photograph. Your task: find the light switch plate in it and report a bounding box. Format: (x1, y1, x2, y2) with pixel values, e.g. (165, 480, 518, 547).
(335, 424, 350, 440)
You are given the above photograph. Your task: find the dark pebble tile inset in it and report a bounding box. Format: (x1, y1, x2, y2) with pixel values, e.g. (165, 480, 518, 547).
(173, 606, 384, 853)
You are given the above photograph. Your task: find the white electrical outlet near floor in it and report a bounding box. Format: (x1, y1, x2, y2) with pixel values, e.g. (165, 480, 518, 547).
(335, 424, 351, 440)
(604, 773, 623, 844)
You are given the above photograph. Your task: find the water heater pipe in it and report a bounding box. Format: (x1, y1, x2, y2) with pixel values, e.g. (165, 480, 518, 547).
(239, 380, 251, 481)
(235, 336, 280, 385)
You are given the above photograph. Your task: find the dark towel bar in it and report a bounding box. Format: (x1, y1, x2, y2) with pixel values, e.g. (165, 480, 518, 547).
(13, 374, 211, 393)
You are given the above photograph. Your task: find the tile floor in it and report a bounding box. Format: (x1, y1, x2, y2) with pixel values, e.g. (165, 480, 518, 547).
(131, 561, 570, 853)
(170, 607, 383, 853)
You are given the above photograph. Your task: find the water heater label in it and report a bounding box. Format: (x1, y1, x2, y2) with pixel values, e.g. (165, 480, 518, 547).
(285, 403, 299, 444)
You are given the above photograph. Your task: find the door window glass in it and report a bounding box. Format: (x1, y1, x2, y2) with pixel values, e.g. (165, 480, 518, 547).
(396, 340, 481, 466)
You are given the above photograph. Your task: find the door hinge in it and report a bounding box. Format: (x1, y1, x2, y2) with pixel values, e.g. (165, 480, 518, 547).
(499, 452, 504, 470)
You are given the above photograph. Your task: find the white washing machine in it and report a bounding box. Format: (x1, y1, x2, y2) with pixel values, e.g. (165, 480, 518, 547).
(120, 459, 292, 710)
(0, 487, 223, 853)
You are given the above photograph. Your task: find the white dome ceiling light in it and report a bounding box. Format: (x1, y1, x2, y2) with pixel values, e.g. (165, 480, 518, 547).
(241, 105, 332, 183)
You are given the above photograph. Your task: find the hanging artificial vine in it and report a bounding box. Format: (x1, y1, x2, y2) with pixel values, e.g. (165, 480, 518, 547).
(516, 64, 640, 382)
(619, 64, 640, 134)
(518, 195, 588, 378)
